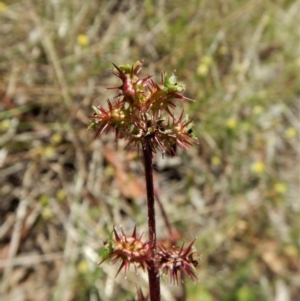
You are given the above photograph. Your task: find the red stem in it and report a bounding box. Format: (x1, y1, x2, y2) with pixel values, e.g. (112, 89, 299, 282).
(142, 139, 161, 301)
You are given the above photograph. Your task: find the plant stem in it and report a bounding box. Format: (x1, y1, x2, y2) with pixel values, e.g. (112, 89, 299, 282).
(142, 139, 161, 301)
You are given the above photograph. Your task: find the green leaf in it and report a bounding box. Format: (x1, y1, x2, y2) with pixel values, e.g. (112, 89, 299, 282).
(99, 230, 114, 261)
(163, 73, 185, 93)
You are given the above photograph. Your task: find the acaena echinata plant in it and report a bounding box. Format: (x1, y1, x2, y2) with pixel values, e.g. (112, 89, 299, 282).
(89, 61, 199, 301)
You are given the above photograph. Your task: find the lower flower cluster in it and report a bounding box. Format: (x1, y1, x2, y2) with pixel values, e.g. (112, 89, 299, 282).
(157, 240, 199, 284)
(99, 226, 151, 276)
(99, 227, 199, 285)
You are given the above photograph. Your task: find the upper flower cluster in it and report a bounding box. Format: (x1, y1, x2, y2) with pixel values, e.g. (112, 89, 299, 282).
(89, 61, 198, 155)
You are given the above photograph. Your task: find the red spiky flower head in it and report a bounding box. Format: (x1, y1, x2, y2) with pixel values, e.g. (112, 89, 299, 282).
(89, 61, 198, 156)
(157, 240, 200, 285)
(99, 226, 151, 276)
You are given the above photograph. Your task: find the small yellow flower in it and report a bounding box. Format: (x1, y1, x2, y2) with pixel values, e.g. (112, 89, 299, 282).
(43, 146, 56, 159)
(253, 105, 263, 115)
(197, 56, 213, 77)
(39, 195, 49, 206)
(284, 245, 298, 257)
(251, 161, 265, 174)
(0, 2, 7, 13)
(202, 55, 213, 66)
(51, 132, 63, 145)
(285, 127, 297, 138)
(197, 64, 209, 76)
(41, 207, 53, 220)
(56, 189, 66, 202)
(77, 34, 89, 47)
(78, 260, 89, 273)
(211, 156, 221, 167)
(273, 182, 287, 194)
(0, 120, 10, 131)
(226, 118, 237, 129)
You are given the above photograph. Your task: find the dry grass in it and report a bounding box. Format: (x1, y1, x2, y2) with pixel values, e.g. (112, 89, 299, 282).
(0, 0, 299, 300)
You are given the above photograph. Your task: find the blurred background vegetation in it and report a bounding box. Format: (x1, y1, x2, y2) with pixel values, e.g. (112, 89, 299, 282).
(0, 0, 299, 300)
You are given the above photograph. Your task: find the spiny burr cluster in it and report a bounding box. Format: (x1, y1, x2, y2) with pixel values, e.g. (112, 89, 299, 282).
(91, 62, 200, 300)
(89, 61, 198, 155)
(99, 227, 200, 285)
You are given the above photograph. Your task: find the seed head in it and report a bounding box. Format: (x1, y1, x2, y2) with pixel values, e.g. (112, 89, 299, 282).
(89, 61, 198, 155)
(99, 226, 151, 276)
(157, 240, 199, 284)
